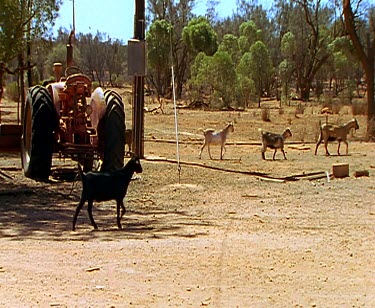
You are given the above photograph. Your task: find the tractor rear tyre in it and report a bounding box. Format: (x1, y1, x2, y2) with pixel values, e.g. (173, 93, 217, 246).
(21, 86, 58, 180)
(99, 89, 125, 172)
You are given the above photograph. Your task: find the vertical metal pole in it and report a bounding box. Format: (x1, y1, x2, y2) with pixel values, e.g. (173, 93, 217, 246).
(132, 0, 145, 158)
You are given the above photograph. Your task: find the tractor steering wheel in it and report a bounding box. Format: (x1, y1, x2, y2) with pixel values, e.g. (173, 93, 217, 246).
(65, 66, 84, 77)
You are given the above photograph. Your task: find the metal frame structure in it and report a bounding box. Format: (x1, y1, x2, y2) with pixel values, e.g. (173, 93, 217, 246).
(132, 0, 145, 158)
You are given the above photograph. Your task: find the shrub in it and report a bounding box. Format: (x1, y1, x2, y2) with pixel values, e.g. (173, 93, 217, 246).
(261, 107, 270, 122)
(295, 103, 305, 116)
(5, 82, 19, 102)
(92, 81, 100, 90)
(351, 101, 367, 115)
(331, 101, 344, 114)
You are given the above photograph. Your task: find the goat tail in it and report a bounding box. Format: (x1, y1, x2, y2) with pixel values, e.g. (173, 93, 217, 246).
(77, 163, 84, 179)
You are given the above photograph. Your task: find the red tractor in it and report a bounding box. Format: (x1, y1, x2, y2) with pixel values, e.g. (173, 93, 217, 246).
(20, 63, 126, 180)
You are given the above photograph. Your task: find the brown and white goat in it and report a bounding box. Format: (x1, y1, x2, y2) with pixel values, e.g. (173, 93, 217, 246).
(260, 128, 292, 160)
(198, 122, 234, 160)
(315, 118, 359, 156)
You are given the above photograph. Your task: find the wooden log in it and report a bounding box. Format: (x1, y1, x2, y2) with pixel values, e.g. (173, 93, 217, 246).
(354, 170, 369, 177)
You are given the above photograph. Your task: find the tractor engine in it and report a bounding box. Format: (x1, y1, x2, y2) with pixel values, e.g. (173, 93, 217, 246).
(56, 74, 93, 146)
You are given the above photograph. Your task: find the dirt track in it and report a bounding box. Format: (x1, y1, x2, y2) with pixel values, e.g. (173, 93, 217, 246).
(0, 100, 374, 307)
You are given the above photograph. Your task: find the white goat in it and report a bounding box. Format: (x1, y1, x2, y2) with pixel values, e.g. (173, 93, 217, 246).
(198, 122, 234, 160)
(315, 118, 359, 156)
(260, 128, 292, 160)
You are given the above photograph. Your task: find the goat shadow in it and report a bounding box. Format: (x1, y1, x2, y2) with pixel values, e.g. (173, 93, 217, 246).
(205, 158, 240, 162)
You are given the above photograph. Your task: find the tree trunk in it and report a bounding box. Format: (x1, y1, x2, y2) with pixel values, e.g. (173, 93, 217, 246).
(343, 0, 375, 137)
(300, 79, 311, 101)
(18, 53, 26, 122)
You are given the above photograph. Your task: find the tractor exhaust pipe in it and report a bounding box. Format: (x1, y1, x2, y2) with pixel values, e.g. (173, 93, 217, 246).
(67, 30, 75, 67)
(53, 63, 63, 81)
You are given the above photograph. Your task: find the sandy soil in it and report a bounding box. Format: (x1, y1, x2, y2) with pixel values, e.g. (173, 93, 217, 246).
(0, 95, 374, 307)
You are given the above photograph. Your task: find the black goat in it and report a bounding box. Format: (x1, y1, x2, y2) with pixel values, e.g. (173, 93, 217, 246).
(72, 156, 142, 231)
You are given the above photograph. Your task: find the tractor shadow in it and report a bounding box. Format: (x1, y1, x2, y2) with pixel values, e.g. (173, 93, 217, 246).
(0, 173, 213, 242)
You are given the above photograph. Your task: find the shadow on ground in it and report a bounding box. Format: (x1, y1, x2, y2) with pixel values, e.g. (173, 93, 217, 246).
(0, 178, 212, 242)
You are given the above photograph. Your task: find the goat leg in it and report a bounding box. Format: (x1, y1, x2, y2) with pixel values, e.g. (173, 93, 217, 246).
(72, 199, 85, 231)
(273, 149, 277, 160)
(222, 145, 227, 160)
(282, 149, 287, 160)
(119, 200, 126, 218)
(208, 144, 213, 159)
(344, 140, 349, 155)
(198, 143, 205, 159)
(87, 200, 98, 230)
(315, 133, 323, 155)
(116, 200, 123, 230)
(324, 141, 330, 156)
(314, 142, 320, 155)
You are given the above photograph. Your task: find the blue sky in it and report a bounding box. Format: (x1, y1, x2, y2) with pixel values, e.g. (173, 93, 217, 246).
(53, 0, 239, 42)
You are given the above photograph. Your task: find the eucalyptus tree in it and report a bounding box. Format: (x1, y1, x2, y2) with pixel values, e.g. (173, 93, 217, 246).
(208, 50, 237, 107)
(0, 0, 60, 102)
(76, 32, 108, 86)
(188, 50, 237, 109)
(43, 28, 77, 80)
(274, 0, 338, 101)
(218, 34, 241, 66)
(182, 16, 218, 56)
(147, 0, 195, 98)
(295, 0, 336, 100)
(343, 0, 375, 137)
(238, 20, 262, 53)
(236, 52, 256, 107)
(279, 31, 296, 104)
(328, 36, 362, 97)
(188, 51, 210, 102)
(251, 41, 273, 105)
(105, 39, 128, 87)
(146, 19, 173, 97)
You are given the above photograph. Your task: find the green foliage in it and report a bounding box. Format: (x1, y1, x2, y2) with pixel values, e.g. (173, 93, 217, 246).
(281, 31, 296, 58)
(46, 44, 69, 75)
(112, 74, 126, 87)
(0, 0, 60, 63)
(236, 75, 256, 108)
(147, 20, 173, 70)
(208, 51, 237, 107)
(237, 52, 252, 77)
(182, 17, 218, 56)
(5, 82, 19, 102)
(238, 20, 262, 53)
(0, 0, 23, 62)
(188, 50, 237, 108)
(238, 41, 272, 103)
(279, 59, 294, 103)
(218, 34, 241, 66)
(92, 81, 100, 90)
(146, 20, 173, 96)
